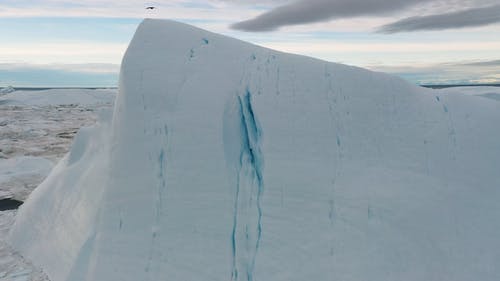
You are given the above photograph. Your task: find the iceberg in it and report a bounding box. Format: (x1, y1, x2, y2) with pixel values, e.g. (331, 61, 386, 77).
(9, 19, 500, 281)
(0, 86, 15, 95)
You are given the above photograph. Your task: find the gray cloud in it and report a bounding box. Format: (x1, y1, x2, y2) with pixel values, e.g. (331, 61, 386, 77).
(231, 0, 431, 31)
(461, 60, 500, 66)
(378, 4, 500, 33)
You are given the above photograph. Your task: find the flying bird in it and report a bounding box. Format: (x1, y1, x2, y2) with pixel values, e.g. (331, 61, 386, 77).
(145, 6, 156, 10)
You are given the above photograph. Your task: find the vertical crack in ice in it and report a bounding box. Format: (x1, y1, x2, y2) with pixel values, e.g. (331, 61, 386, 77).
(157, 148, 166, 220)
(231, 172, 241, 281)
(276, 67, 281, 96)
(323, 65, 346, 277)
(231, 88, 264, 281)
(239, 89, 263, 186)
(436, 96, 458, 161)
(118, 209, 123, 230)
(146, 126, 168, 274)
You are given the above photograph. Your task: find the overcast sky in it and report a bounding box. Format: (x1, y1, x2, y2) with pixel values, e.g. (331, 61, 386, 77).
(1, 0, 499, 87)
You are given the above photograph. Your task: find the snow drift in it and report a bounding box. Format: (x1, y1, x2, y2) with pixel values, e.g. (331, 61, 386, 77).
(8, 19, 500, 281)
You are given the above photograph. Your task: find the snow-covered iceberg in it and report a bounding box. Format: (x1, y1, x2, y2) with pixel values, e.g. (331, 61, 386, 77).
(9, 19, 500, 281)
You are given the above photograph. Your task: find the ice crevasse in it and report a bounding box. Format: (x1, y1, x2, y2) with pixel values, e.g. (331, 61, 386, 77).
(8, 19, 500, 281)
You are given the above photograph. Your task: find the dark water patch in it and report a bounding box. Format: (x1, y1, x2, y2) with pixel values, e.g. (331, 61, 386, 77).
(0, 198, 23, 211)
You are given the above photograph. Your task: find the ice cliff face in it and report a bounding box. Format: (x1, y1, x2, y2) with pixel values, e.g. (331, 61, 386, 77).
(9, 19, 500, 281)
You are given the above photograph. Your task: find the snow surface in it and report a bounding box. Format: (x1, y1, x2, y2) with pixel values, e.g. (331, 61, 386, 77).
(8, 19, 500, 281)
(0, 210, 49, 281)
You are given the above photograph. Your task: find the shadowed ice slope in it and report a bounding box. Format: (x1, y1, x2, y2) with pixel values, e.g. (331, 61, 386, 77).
(9, 19, 500, 281)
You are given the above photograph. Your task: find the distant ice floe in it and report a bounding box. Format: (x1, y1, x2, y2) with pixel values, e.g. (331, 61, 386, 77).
(0, 88, 116, 107)
(0, 86, 15, 95)
(438, 86, 500, 101)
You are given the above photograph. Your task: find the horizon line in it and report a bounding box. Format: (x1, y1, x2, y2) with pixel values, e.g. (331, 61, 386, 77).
(2, 84, 500, 91)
